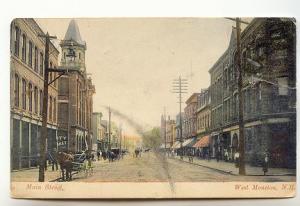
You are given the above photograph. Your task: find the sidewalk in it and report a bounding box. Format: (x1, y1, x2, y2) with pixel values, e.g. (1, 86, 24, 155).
(11, 167, 61, 182)
(172, 155, 296, 176)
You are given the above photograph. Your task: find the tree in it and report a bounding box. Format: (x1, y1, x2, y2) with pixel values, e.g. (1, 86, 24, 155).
(142, 127, 162, 149)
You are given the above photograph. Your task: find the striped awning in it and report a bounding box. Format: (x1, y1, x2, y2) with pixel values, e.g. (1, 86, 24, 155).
(172, 141, 181, 149)
(182, 138, 194, 147)
(193, 136, 210, 148)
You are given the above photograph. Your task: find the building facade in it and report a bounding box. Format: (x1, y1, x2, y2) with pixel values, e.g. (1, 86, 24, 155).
(10, 18, 59, 170)
(91, 112, 103, 151)
(209, 18, 296, 167)
(165, 117, 176, 149)
(196, 88, 211, 137)
(183, 93, 199, 140)
(57, 19, 95, 153)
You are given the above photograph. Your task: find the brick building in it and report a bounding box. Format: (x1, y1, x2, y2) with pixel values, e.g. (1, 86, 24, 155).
(183, 93, 199, 140)
(209, 18, 296, 168)
(10, 18, 59, 170)
(166, 117, 176, 149)
(194, 88, 211, 153)
(57, 19, 95, 153)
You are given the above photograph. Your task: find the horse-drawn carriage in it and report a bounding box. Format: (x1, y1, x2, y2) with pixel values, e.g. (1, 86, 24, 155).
(57, 151, 93, 181)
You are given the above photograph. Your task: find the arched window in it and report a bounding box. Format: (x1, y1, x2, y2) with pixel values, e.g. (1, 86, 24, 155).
(14, 26, 20, 57)
(14, 74, 19, 107)
(53, 98, 56, 122)
(49, 96, 52, 121)
(49, 62, 53, 82)
(34, 86, 38, 114)
(28, 41, 33, 67)
(53, 66, 57, 87)
(34, 46, 38, 72)
(28, 83, 32, 112)
(39, 90, 43, 116)
(39, 52, 44, 76)
(21, 34, 27, 62)
(22, 78, 26, 110)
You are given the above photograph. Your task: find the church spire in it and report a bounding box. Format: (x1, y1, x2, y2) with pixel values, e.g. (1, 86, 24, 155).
(64, 19, 85, 46)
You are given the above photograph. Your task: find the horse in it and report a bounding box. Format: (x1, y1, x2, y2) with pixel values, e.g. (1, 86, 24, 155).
(108, 151, 117, 162)
(57, 152, 74, 181)
(102, 151, 107, 160)
(134, 149, 140, 158)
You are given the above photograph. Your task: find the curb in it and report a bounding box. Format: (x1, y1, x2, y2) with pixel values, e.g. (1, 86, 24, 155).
(172, 157, 237, 176)
(171, 157, 295, 177)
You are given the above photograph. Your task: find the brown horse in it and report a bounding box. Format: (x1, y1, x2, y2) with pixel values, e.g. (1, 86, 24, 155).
(57, 152, 74, 181)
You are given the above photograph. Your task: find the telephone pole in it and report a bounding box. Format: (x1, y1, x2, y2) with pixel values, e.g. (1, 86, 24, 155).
(226, 17, 249, 175)
(163, 107, 167, 154)
(38, 32, 81, 181)
(119, 123, 122, 158)
(108, 107, 111, 151)
(172, 76, 188, 159)
(236, 18, 246, 175)
(38, 32, 57, 182)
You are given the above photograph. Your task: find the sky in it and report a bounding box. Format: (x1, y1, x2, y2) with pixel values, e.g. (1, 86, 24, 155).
(36, 18, 248, 136)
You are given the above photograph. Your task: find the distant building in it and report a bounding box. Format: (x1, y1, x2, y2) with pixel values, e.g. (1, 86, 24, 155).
(194, 88, 211, 153)
(160, 114, 166, 146)
(99, 120, 108, 151)
(91, 112, 103, 151)
(10, 18, 59, 170)
(165, 116, 176, 149)
(175, 112, 184, 141)
(57, 19, 95, 153)
(183, 93, 199, 139)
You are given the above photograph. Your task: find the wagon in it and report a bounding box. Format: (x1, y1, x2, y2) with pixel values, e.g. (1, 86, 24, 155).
(71, 153, 87, 173)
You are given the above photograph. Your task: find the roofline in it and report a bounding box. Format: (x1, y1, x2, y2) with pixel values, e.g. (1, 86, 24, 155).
(185, 93, 200, 104)
(28, 18, 60, 54)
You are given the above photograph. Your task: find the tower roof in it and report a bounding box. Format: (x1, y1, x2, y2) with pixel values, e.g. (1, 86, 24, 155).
(64, 19, 85, 45)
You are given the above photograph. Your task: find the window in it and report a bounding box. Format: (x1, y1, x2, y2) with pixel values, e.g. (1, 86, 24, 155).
(49, 96, 52, 121)
(256, 83, 261, 112)
(53, 98, 56, 122)
(34, 86, 38, 114)
(28, 41, 33, 67)
(14, 74, 19, 107)
(278, 77, 288, 96)
(22, 79, 26, 110)
(34, 47, 38, 72)
(53, 66, 57, 87)
(39, 90, 43, 116)
(21, 34, 27, 62)
(39, 52, 44, 76)
(49, 62, 53, 83)
(14, 26, 20, 57)
(28, 83, 32, 112)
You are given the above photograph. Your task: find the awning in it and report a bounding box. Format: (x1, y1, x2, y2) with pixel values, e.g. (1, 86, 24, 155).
(182, 138, 194, 147)
(160, 143, 171, 149)
(193, 135, 210, 148)
(172, 141, 181, 149)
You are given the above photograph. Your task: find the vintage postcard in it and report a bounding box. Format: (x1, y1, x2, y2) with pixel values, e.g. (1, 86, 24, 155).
(10, 18, 296, 199)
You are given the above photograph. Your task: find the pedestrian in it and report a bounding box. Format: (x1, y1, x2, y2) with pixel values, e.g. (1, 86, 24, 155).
(224, 149, 229, 162)
(262, 153, 269, 176)
(52, 149, 58, 171)
(97, 151, 100, 161)
(234, 152, 240, 168)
